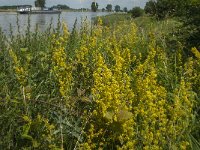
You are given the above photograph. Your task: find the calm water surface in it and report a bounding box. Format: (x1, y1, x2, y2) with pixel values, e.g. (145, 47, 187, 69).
(0, 11, 111, 35)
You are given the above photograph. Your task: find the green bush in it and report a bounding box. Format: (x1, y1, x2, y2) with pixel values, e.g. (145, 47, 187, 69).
(131, 7, 144, 18)
(179, 1, 200, 50)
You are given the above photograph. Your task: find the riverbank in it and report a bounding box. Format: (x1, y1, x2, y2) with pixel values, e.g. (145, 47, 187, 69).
(0, 9, 16, 12)
(93, 13, 131, 26)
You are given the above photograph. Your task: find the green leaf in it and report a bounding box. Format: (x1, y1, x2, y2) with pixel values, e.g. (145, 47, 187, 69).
(20, 48, 28, 52)
(32, 140, 40, 148)
(105, 110, 115, 120)
(11, 100, 20, 104)
(23, 115, 31, 122)
(21, 134, 33, 141)
(117, 109, 133, 122)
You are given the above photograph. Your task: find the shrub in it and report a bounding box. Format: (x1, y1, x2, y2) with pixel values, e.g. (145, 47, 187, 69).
(131, 7, 144, 18)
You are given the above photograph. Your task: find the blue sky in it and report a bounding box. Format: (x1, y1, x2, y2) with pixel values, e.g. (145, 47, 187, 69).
(0, 0, 148, 9)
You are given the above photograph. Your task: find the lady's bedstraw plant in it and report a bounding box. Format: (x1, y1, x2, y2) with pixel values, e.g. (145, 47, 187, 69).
(190, 47, 200, 95)
(133, 46, 169, 149)
(9, 48, 31, 114)
(1, 15, 199, 150)
(132, 41, 194, 149)
(74, 23, 91, 90)
(51, 23, 73, 107)
(81, 52, 135, 149)
(9, 49, 28, 86)
(80, 20, 136, 149)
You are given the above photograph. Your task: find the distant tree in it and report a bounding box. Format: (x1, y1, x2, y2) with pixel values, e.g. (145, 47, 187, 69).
(144, 0, 182, 19)
(131, 7, 144, 18)
(177, 0, 200, 49)
(144, 0, 157, 15)
(156, 0, 177, 19)
(144, 0, 200, 49)
(91, 2, 98, 12)
(123, 7, 128, 12)
(114, 5, 120, 12)
(0, 5, 18, 9)
(106, 4, 112, 12)
(102, 8, 105, 12)
(56, 4, 70, 10)
(35, 0, 45, 8)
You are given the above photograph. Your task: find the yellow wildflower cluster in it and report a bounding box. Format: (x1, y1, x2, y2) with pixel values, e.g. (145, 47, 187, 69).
(75, 33, 90, 89)
(82, 51, 135, 149)
(78, 19, 196, 149)
(133, 45, 195, 149)
(133, 47, 169, 149)
(2, 16, 199, 150)
(191, 47, 200, 59)
(51, 23, 73, 106)
(9, 48, 33, 112)
(190, 47, 200, 94)
(9, 49, 28, 86)
(167, 78, 194, 149)
(22, 114, 58, 149)
(81, 20, 136, 149)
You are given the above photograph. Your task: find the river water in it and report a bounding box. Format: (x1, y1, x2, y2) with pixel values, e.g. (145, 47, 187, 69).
(0, 11, 111, 35)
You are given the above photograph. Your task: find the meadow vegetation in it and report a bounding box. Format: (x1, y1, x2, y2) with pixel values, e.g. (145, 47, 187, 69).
(0, 13, 199, 149)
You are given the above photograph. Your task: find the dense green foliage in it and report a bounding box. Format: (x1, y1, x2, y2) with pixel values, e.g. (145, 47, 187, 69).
(0, 5, 18, 10)
(178, 1, 200, 50)
(53, 4, 71, 10)
(0, 14, 199, 149)
(130, 7, 144, 18)
(91, 2, 98, 12)
(114, 5, 120, 12)
(106, 4, 112, 12)
(144, 0, 156, 16)
(144, 0, 190, 19)
(123, 7, 128, 12)
(34, 0, 46, 8)
(144, 0, 200, 50)
(102, 8, 106, 12)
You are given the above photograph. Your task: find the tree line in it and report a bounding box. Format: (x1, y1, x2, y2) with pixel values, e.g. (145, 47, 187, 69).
(91, 2, 128, 12)
(128, 0, 199, 51)
(144, 0, 200, 50)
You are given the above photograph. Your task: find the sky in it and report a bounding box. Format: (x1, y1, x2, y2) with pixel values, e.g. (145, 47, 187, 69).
(0, 0, 148, 9)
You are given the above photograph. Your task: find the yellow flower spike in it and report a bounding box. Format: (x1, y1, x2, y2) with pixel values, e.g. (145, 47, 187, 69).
(97, 17, 103, 26)
(62, 22, 69, 40)
(82, 44, 135, 148)
(191, 47, 200, 59)
(79, 19, 195, 150)
(9, 49, 28, 86)
(51, 25, 73, 107)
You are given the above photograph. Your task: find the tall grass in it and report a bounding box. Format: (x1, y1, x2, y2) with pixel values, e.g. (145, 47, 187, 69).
(0, 14, 199, 149)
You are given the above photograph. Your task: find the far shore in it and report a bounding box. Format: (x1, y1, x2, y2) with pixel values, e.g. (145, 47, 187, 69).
(0, 9, 116, 12)
(0, 9, 111, 13)
(0, 9, 16, 12)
